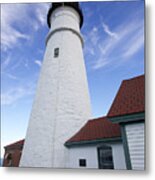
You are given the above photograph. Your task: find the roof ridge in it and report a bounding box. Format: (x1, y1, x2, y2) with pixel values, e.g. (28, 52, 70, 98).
(123, 74, 144, 82)
(108, 74, 145, 117)
(4, 139, 24, 148)
(88, 116, 107, 122)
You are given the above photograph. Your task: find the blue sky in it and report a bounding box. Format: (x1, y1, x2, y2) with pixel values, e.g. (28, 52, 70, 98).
(1, 0, 144, 158)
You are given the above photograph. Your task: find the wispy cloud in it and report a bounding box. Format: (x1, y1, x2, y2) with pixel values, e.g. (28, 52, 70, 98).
(84, 26, 100, 46)
(1, 4, 30, 51)
(1, 72, 18, 81)
(102, 22, 118, 39)
(1, 56, 11, 70)
(83, 26, 100, 59)
(1, 26, 29, 52)
(36, 4, 49, 26)
(82, 1, 144, 71)
(1, 84, 35, 106)
(92, 58, 109, 70)
(1, 54, 26, 81)
(122, 27, 144, 58)
(1, 3, 49, 52)
(89, 17, 144, 70)
(34, 60, 42, 67)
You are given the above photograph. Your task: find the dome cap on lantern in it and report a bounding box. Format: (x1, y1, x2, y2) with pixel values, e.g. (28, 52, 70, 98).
(47, 2, 83, 28)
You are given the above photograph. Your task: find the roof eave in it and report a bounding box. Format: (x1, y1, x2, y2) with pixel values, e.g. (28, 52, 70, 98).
(108, 111, 145, 124)
(65, 136, 122, 147)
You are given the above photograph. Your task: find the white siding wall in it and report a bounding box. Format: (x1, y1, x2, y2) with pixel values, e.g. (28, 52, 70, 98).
(68, 143, 126, 169)
(68, 146, 98, 169)
(111, 143, 126, 170)
(125, 123, 145, 170)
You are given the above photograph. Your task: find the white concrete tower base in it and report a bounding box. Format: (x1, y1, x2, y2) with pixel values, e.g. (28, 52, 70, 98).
(20, 4, 92, 168)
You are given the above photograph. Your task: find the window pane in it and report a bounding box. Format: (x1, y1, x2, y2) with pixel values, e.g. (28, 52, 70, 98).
(98, 146, 114, 169)
(79, 159, 86, 167)
(54, 48, 59, 57)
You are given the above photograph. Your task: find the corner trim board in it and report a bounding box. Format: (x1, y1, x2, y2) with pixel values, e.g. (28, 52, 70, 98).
(121, 124, 132, 170)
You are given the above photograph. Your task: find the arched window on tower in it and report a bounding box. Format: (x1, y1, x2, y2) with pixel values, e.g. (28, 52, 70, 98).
(5, 153, 13, 167)
(97, 145, 114, 169)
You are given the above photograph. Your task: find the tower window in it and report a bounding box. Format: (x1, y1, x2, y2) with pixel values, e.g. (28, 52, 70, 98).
(79, 159, 86, 167)
(5, 153, 13, 167)
(54, 48, 59, 58)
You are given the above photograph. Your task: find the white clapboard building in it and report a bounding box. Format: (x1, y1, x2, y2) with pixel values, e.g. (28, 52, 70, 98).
(107, 75, 145, 170)
(64, 75, 145, 170)
(65, 116, 126, 169)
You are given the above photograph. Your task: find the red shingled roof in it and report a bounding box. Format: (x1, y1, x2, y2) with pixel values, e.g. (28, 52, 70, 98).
(108, 75, 145, 117)
(4, 139, 24, 148)
(66, 116, 121, 143)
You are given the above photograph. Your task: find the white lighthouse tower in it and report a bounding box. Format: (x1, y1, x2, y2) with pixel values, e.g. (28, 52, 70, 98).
(20, 2, 92, 168)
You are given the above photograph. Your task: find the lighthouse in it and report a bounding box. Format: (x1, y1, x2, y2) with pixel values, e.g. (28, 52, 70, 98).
(20, 2, 92, 168)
